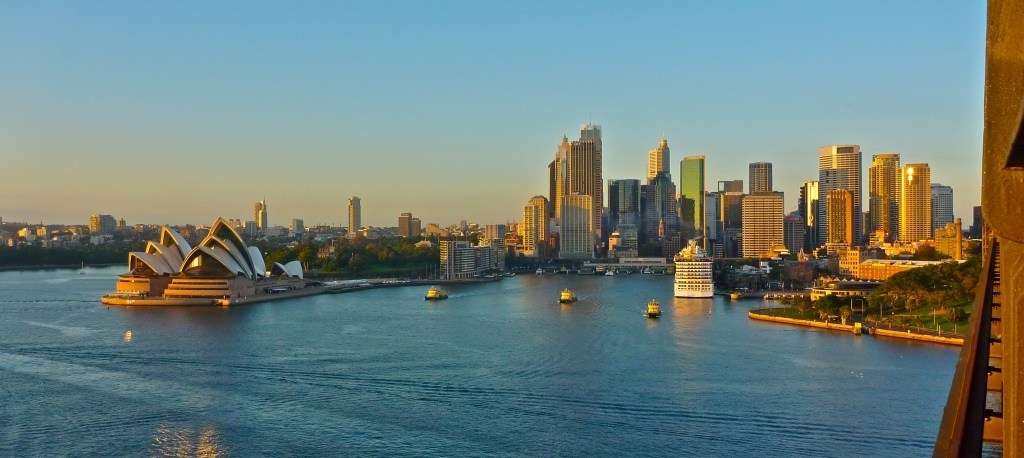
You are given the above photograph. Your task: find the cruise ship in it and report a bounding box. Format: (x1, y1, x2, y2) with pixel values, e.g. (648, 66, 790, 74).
(673, 240, 714, 298)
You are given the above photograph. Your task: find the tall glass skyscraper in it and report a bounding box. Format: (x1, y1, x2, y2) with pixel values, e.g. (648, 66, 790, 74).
(748, 162, 772, 193)
(608, 179, 641, 231)
(817, 145, 862, 246)
(679, 155, 705, 241)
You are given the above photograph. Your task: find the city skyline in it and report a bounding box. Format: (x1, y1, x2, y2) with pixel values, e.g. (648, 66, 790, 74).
(0, 2, 984, 226)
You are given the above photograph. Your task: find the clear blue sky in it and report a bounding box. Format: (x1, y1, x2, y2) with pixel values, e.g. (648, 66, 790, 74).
(0, 1, 985, 227)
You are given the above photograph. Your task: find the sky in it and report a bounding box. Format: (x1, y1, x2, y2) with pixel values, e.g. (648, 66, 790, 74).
(0, 1, 986, 227)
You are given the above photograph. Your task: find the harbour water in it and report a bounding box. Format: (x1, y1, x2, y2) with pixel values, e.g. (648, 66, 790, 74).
(0, 267, 958, 456)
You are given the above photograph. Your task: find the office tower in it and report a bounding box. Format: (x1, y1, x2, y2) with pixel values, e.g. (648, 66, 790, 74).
(559, 193, 594, 260)
(608, 225, 638, 258)
(798, 180, 819, 249)
(290, 218, 305, 237)
(647, 137, 670, 181)
(868, 153, 900, 242)
(971, 206, 983, 239)
(826, 189, 854, 252)
(607, 179, 641, 232)
(484, 224, 507, 241)
(550, 123, 603, 241)
(931, 183, 954, 235)
(718, 180, 744, 193)
(641, 172, 678, 242)
(740, 192, 784, 258)
(784, 212, 806, 254)
(411, 218, 421, 237)
(899, 163, 932, 242)
(254, 200, 268, 232)
(522, 196, 549, 258)
(244, 221, 257, 237)
(117, 218, 126, 230)
(719, 190, 744, 257)
(347, 196, 361, 238)
(679, 155, 706, 241)
(398, 212, 417, 237)
(818, 145, 862, 246)
(704, 191, 721, 245)
(88, 214, 116, 235)
(547, 159, 558, 218)
(935, 218, 964, 260)
(748, 162, 773, 193)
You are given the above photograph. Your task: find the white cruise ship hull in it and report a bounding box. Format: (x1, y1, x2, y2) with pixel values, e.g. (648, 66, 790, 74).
(673, 260, 714, 298)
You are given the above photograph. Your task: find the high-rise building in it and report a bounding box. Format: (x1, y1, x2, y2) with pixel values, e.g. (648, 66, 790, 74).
(748, 162, 773, 193)
(559, 193, 594, 260)
(608, 224, 639, 258)
(704, 191, 721, 246)
(607, 179, 641, 232)
(679, 155, 706, 241)
(647, 137, 670, 181)
(398, 212, 420, 237)
(719, 190, 744, 257)
(641, 172, 678, 243)
(826, 188, 854, 253)
(970, 206, 983, 239)
(718, 180, 743, 193)
(347, 196, 361, 238)
(818, 145, 862, 246)
(439, 240, 499, 279)
(740, 192, 784, 258)
(869, 153, 900, 242)
(550, 124, 603, 243)
(289, 218, 305, 237)
(254, 200, 268, 232)
(484, 224, 507, 242)
(88, 214, 116, 235)
(935, 218, 964, 260)
(799, 180, 819, 249)
(522, 196, 549, 258)
(931, 183, 954, 235)
(899, 163, 932, 242)
(783, 212, 806, 254)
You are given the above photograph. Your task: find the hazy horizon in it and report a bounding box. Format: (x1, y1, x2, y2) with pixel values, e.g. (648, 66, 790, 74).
(0, 2, 985, 227)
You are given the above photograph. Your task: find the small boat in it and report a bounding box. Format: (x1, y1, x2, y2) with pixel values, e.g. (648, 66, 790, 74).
(535, 268, 544, 275)
(605, 270, 616, 276)
(645, 299, 662, 318)
(425, 287, 448, 300)
(559, 288, 577, 303)
(729, 291, 742, 301)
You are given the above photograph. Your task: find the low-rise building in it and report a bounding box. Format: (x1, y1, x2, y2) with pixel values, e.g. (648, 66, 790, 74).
(853, 258, 950, 281)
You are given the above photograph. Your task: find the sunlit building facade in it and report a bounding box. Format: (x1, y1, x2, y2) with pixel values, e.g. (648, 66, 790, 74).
(740, 192, 784, 258)
(899, 163, 932, 242)
(818, 145, 862, 246)
(869, 153, 900, 242)
(679, 155, 705, 242)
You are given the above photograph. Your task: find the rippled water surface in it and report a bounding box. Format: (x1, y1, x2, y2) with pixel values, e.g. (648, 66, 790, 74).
(0, 267, 958, 456)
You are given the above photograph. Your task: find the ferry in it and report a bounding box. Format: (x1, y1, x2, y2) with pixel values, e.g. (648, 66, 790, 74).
(559, 288, 577, 303)
(424, 286, 448, 300)
(645, 299, 662, 318)
(673, 240, 714, 298)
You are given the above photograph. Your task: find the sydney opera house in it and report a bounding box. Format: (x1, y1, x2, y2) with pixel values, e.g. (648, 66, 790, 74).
(101, 218, 312, 306)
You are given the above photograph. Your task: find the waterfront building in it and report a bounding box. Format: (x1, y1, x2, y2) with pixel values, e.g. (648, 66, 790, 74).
(607, 224, 639, 258)
(740, 192, 784, 258)
(853, 258, 953, 281)
(647, 137, 670, 181)
(289, 218, 304, 237)
(818, 145, 862, 246)
(679, 155, 706, 242)
(899, 163, 932, 242)
(674, 240, 714, 298)
(607, 178, 641, 232)
(748, 162, 772, 193)
(641, 171, 678, 243)
(104, 218, 304, 304)
(868, 153, 900, 243)
(809, 277, 880, 300)
(254, 200, 268, 232)
(935, 218, 965, 260)
(970, 206, 983, 239)
(522, 196, 549, 258)
(347, 196, 361, 238)
(931, 183, 954, 235)
(783, 212, 806, 254)
(559, 193, 594, 260)
(88, 214, 116, 235)
(799, 180, 820, 249)
(440, 239, 501, 279)
(826, 188, 854, 254)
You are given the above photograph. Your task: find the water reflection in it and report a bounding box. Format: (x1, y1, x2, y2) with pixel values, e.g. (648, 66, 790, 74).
(122, 329, 133, 343)
(150, 424, 225, 457)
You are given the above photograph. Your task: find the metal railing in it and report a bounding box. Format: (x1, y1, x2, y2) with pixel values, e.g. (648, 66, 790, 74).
(934, 237, 1002, 456)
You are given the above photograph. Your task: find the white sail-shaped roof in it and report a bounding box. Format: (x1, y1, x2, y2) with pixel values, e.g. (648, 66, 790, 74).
(271, 261, 303, 279)
(247, 246, 266, 278)
(207, 218, 255, 274)
(180, 245, 249, 277)
(202, 236, 254, 278)
(159, 226, 192, 261)
(129, 251, 174, 275)
(144, 241, 184, 273)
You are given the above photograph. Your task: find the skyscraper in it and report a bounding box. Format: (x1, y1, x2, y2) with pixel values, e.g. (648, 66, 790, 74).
(641, 172, 678, 242)
(869, 153, 900, 242)
(522, 196, 549, 258)
(679, 155, 705, 242)
(718, 180, 743, 193)
(704, 191, 721, 245)
(647, 137, 670, 182)
(748, 162, 773, 193)
(970, 206, 983, 239)
(290, 218, 304, 237)
(818, 145, 862, 246)
(547, 159, 558, 218)
(899, 163, 932, 242)
(347, 196, 361, 238)
(931, 183, 954, 235)
(719, 189, 744, 257)
(551, 124, 603, 244)
(607, 179, 641, 231)
(740, 192, 784, 258)
(254, 200, 268, 232)
(783, 212, 806, 254)
(88, 214, 116, 235)
(398, 212, 418, 237)
(826, 188, 854, 253)
(798, 180, 819, 249)
(559, 193, 594, 260)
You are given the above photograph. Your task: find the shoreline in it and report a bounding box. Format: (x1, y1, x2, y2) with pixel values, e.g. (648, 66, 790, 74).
(0, 262, 120, 272)
(748, 310, 964, 346)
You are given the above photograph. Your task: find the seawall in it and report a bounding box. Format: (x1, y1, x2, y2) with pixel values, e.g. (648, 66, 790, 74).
(747, 310, 964, 346)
